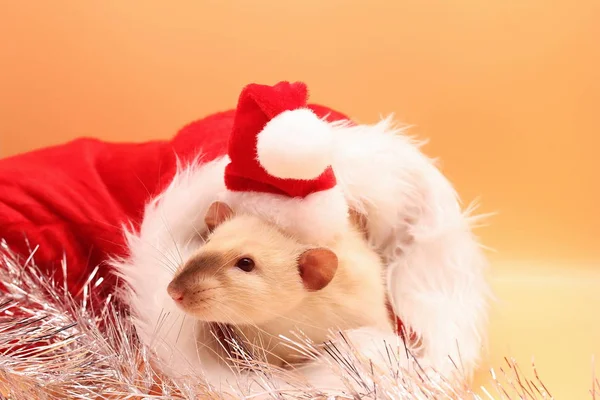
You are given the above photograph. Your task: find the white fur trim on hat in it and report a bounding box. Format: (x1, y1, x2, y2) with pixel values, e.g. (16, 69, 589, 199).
(256, 108, 334, 180)
(220, 185, 349, 244)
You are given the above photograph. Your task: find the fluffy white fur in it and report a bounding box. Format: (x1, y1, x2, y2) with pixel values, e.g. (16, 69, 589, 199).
(112, 116, 489, 390)
(256, 108, 333, 180)
(221, 186, 349, 245)
(330, 117, 490, 380)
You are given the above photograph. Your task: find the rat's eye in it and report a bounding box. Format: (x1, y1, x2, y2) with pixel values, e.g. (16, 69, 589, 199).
(235, 257, 255, 272)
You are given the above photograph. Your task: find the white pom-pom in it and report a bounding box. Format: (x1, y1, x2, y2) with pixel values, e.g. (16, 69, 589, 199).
(256, 108, 333, 180)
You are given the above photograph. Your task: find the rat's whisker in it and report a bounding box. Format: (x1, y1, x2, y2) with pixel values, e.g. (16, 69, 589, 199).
(210, 253, 240, 279)
(103, 235, 179, 274)
(182, 234, 199, 252)
(189, 321, 242, 377)
(176, 313, 187, 344)
(157, 205, 185, 265)
(215, 303, 318, 371)
(225, 296, 344, 333)
(192, 224, 208, 243)
(148, 253, 179, 274)
(207, 307, 258, 363)
(137, 240, 181, 273)
(162, 246, 185, 272)
(208, 300, 291, 367)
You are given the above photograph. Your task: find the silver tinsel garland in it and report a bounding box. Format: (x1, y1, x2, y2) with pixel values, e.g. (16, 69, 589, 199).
(0, 240, 592, 399)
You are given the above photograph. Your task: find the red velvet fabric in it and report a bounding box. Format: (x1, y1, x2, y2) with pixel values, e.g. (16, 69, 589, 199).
(0, 106, 348, 302)
(225, 81, 337, 198)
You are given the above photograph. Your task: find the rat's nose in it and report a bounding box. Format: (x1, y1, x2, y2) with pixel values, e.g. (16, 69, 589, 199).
(167, 282, 185, 303)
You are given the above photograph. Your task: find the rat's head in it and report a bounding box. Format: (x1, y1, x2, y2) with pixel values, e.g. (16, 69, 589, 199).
(166, 201, 338, 325)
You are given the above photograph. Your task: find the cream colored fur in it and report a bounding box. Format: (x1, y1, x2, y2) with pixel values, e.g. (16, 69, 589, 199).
(225, 217, 392, 366)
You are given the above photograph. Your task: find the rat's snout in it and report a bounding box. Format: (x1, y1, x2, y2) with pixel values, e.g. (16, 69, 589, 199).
(167, 254, 222, 309)
(167, 280, 185, 303)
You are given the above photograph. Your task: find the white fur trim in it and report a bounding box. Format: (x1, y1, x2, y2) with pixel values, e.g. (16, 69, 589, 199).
(256, 108, 333, 180)
(329, 116, 490, 379)
(220, 185, 349, 245)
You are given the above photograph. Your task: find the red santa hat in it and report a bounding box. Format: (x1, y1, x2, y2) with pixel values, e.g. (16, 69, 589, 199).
(220, 81, 350, 244)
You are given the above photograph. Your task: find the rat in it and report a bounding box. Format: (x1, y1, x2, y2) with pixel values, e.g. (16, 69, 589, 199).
(165, 200, 393, 368)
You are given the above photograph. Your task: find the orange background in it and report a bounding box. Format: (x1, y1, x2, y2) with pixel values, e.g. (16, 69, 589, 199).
(1, 1, 598, 397)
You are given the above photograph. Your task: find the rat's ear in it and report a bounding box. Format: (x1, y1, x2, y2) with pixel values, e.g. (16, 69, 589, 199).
(205, 201, 234, 231)
(348, 207, 368, 240)
(298, 248, 338, 291)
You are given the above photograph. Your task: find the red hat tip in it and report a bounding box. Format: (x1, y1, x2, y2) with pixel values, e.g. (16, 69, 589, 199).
(225, 81, 337, 197)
